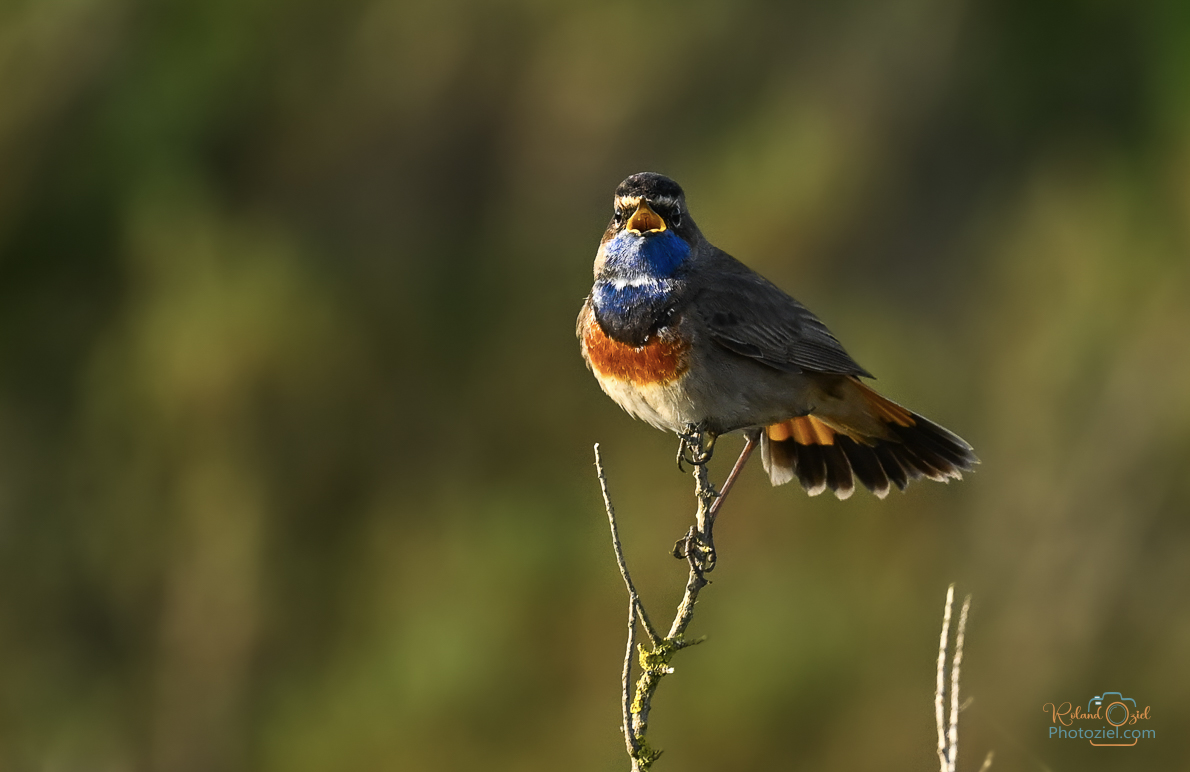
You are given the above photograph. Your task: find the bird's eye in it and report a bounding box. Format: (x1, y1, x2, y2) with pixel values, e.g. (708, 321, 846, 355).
(671, 207, 682, 227)
(613, 208, 624, 225)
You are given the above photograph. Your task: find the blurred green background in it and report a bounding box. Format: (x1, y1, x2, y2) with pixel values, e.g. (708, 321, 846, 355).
(2, 0, 1188, 769)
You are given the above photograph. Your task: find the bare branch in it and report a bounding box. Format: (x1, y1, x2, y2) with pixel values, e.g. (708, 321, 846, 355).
(622, 597, 640, 759)
(595, 444, 660, 646)
(949, 594, 971, 772)
(936, 586, 986, 772)
(666, 460, 714, 641)
(595, 434, 756, 770)
(936, 585, 954, 771)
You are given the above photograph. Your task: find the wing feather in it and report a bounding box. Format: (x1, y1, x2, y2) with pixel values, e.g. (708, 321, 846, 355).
(689, 254, 872, 377)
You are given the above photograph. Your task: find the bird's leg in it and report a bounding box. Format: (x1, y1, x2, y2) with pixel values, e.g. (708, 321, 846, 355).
(707, 431, 758, 526)
(675, 424, 717, 471)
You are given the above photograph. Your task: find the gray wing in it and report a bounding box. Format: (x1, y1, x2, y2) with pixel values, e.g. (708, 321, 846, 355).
(687, 257, 873, 377)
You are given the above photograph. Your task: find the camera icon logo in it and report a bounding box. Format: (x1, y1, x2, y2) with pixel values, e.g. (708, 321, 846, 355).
(1088, 692, 1136, 726)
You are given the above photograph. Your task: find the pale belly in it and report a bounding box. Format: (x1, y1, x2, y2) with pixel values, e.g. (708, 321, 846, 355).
(591, 370, 699, 433)
(579, 304, 700, 433)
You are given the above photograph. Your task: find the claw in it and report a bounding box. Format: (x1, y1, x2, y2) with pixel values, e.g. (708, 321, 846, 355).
(672, 526, 717, 576)
(675, 425, 717, 471)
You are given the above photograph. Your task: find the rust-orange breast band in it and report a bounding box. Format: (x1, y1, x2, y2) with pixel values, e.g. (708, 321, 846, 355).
(582, 310, 690, 386)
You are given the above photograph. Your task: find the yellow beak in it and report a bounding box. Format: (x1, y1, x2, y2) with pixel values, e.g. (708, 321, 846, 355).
(626, 200, 666, 234)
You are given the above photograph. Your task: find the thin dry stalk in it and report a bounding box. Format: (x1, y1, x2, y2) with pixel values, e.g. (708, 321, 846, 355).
(936, 585, 987, 772)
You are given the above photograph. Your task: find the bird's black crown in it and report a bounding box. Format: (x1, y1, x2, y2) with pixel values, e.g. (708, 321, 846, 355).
(615, 172, 685, 202)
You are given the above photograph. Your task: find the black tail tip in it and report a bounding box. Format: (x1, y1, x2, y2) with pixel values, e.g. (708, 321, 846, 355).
(759, 417, 977, 500)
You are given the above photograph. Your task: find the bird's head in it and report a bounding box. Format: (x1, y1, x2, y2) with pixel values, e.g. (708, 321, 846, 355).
(602, 172, 697, 245)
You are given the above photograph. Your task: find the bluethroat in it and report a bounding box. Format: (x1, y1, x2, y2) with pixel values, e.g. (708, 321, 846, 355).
(577, 172, 977, 499)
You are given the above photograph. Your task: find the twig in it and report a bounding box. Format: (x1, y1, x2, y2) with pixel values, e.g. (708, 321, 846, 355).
(936, 585, 985, 772)
(936, 585, 953, 771)
(627, 452, 714, 769)
(950, 595, 970, 771)
(622, 596, 639, 758)
(665, 460, 715, 640)
(595, 444, 660, 646)
(594, 434, 755, 770)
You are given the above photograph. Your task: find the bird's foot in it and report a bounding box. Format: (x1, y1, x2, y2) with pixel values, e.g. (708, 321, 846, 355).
(676, 425, 716, 472)
(672, 526, 717, 576)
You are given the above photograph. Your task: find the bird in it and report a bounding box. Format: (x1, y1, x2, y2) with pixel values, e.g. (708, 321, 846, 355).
(577, 172, 977, 500)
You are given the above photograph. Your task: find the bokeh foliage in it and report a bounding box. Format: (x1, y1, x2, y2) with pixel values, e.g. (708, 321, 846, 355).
(1, 0, 1188, 769)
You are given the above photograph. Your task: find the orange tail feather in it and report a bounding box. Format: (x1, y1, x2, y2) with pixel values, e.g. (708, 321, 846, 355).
(760, 379, 977, 499)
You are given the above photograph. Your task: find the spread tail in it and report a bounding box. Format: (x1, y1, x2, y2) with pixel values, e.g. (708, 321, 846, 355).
(759, 378, 978, 499)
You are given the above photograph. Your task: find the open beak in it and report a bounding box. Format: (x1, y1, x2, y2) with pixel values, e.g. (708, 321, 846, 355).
(626, 200, 666, 234)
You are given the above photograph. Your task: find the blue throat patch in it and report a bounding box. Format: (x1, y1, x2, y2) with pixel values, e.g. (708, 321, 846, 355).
(592, 231, 690, 347)
(601, 229, 690, 278)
